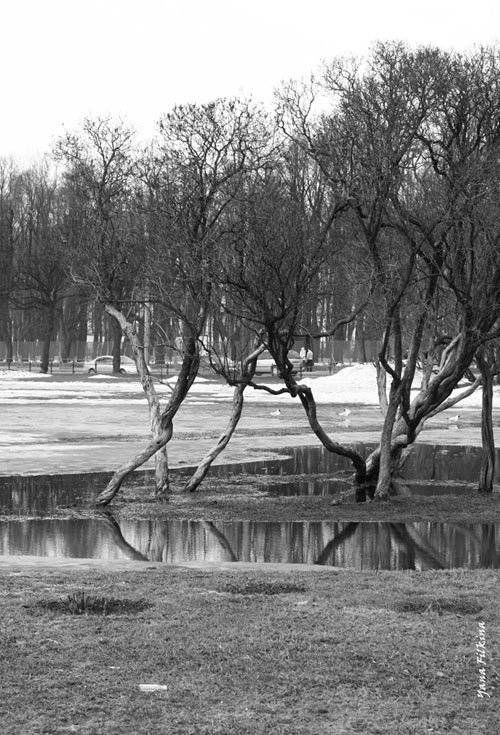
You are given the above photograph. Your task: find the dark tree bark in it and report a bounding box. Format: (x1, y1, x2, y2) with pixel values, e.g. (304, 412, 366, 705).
(39, 302, 57, 374)
(373, 387, 402, 500)
(477, 348, 495, 494)
(111, 316, 123, 374)
(296, 384, 367, 481)
(61, 295, 88, 360)
(0, 296, 13, 362)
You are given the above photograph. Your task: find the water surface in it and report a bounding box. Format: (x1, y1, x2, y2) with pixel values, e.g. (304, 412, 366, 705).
(0, 443, 496, 569)
(0, 517, 498, 570)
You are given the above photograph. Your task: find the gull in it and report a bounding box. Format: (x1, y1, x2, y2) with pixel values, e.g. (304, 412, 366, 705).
(270, 409, 281, 417)
(339, 408, 351, 418)
(448, 414, 460, 423)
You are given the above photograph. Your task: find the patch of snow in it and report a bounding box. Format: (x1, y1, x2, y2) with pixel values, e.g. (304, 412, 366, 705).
(0, 363, 489, 410)
(298, 364, 380, 405)
(0, 370, 51, 380)
(87, 374, 123, 380)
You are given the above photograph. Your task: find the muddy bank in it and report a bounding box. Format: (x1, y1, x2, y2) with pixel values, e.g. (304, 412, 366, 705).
(0, 556, 344, 572)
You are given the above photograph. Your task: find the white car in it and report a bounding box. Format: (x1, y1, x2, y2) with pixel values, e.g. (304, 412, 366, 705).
(84, 355, 138, 375)
(255, 350, 303, 375)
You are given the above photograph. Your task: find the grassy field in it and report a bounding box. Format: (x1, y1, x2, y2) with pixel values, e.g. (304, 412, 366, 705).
(1, 565, 498, 734)
(1, 372, 499, 732)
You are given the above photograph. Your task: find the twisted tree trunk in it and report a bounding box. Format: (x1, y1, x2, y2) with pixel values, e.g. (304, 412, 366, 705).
(373, 393, 400, 500)
(182, 347, 261, 493)
(295, 384, 367, 481)
(477, 348, 495, 494)
(95, 425, 173, 506)
(104, 304, 170, 495)
(183, 383, 245, 492)
(96, 304, 200, 505)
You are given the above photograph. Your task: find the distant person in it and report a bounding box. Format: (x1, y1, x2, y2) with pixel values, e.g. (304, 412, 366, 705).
(306, 348, 314, 372)
(299, 346, 306, 366)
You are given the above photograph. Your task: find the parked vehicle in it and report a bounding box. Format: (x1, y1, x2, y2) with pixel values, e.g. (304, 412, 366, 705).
(255, 350, 303, 375)
(84, 355, 138, 375)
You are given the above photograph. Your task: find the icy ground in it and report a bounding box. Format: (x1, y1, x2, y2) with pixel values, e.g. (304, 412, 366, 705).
(0, 362, 493, 405)
(0, 364, 495, 475)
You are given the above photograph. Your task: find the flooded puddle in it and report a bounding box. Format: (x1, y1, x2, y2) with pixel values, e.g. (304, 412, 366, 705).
(0, 516, 498, 569)
(0, 443, 498, 569)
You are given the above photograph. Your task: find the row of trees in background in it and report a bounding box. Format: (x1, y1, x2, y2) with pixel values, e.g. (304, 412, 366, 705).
(0, 112, 368, 371)
(3, 42, 500, 502)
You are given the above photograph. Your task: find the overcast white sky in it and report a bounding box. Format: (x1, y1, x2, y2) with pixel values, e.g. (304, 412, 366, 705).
(1, 0, 499, 162)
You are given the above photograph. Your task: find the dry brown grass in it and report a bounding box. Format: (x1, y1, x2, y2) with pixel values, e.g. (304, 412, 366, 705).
(1, 566, 498, 734)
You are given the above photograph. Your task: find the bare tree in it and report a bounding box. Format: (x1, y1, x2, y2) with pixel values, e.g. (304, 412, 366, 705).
(55, 117, 142, 369)
(94, 99, 270, 504)
(0, 160, 21, 364)
(55, 117, 170, 489)
(274, 43, 500, 500)
(14, 164, 70, 373)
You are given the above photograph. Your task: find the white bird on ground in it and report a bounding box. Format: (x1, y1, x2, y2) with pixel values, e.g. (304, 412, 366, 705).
(448, 414, 461, 423)
(339, 408, 351, 418)
(270, 409, 281, 417)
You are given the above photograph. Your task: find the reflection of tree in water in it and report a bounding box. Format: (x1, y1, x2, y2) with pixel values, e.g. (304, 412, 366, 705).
(402, 445, 486, 483)
(94, 514, 500, 569)
(314, 523, 449, 570)
(147, 520, 239, 563)
(314, 523, 359, 565)
(201, 522, 237, 561)
(0, 473, 107, 515)
(390, 523, 446, 570)
(388, 524, 416, 570)
(449, 523, 500, 568)
(98, 511, 149, 561)
(149, 521, 186, 562)
(97, 517, 239, 563)
(478, 524, 499, 568)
